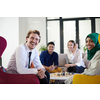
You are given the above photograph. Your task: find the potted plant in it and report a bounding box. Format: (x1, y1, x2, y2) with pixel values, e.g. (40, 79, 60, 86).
(39, 44, 47, 52)
(83, 45, 88, 52)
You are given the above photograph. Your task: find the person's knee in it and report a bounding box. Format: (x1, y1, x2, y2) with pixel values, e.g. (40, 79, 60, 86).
(45, 71, 50, 77)
(45, 71, 50, 81)
(73, 66, 77, 72)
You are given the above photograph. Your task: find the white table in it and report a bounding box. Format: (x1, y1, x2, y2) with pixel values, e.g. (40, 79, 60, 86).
(50, 72, 74, 81)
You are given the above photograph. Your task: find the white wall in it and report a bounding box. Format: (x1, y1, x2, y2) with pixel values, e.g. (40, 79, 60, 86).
(19, 17, 46, 53)
(0, 17, 46, 68)
(0, 17, 19, 68)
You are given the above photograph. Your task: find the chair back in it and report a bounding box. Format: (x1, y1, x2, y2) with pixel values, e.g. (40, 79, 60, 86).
(0, 36, 7, 58)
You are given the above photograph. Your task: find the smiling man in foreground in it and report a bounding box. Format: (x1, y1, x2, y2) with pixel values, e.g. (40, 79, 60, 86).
(7, 30, 50, 84)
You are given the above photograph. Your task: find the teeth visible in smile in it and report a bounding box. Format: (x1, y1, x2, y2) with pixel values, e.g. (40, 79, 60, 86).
(31, 43, 35, 45)
(88, 46, 91, 48)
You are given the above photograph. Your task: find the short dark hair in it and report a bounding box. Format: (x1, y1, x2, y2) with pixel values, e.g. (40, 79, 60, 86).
(68, 40, 75, 46)
(47, 42, 55, 47)
(26, 30, 41, 42)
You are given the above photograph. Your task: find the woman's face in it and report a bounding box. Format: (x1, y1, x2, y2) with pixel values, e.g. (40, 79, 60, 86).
(86, 37, 95, 50)
(67, 42, 74, 51)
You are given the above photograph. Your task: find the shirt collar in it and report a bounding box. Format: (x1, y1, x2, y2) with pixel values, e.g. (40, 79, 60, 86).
(25, 43, 33, 52)
(47, 50, 53, 55)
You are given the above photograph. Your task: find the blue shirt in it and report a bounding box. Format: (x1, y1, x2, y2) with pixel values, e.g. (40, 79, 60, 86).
(40, 50, 58, 67)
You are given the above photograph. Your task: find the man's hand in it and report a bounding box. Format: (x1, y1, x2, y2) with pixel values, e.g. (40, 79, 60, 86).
(54, 65, 58, 69)
(37, 69, 45, 79)
(48, 65, 55, 71)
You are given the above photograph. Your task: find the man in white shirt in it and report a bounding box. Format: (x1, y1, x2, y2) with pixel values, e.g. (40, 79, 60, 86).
(7, 30, 50, 84)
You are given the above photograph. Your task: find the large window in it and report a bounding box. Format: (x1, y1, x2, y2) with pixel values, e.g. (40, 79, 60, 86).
(47, 21, 60, 53)
(46, 17, 100, 53)
(63, 21, 76, 53)
(96, 18, 100, 33)
(79, 20, 91, 52)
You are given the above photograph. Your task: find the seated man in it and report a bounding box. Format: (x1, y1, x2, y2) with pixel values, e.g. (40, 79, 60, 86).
(7, 30, 50, 84)
(40, 42, 62, 73)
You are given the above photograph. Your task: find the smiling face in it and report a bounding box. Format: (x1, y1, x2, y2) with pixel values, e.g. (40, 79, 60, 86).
(86, 37, 95, 50)
(26, 33, 40, 50)
(67, 42, 75, 51)
(47, 44, 55, 54)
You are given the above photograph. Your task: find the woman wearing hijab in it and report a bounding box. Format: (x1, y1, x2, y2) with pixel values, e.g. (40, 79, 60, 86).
(64, 33, 100, 84)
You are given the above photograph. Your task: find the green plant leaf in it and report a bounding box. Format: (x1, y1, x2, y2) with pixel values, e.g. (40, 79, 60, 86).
(83, 45, 88, 52)
(39, 44, 47, 52)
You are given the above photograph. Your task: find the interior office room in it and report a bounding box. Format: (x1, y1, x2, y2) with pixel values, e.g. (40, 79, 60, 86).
(0, 17, 100, 68)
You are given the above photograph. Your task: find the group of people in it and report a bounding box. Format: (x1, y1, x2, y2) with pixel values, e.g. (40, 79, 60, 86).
(6, 30, 100, 84)
(64, 33, 100, 84)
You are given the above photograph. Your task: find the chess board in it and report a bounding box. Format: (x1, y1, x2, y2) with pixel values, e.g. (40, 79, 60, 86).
(50, 72, 74, 78)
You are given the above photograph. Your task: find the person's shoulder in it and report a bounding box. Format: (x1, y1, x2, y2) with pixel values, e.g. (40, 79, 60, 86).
(17, 43, 26, 50)
(77, 49, 82, 53)
(40, 50, 47, 56)
(96, 50, 100, 55)
(77, 48, 81, 51)
(92, 50, 100, 60)
(43, 50, 47, 53)
(92, 50, 100, 57)
(53, 51, 58, 55)
(14, 43, 26, 54)
(41, 50, 47, 54)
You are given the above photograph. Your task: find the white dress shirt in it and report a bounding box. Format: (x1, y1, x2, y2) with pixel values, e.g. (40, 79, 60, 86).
(7, 43, 44, 74)
(67, 49, 86, 68)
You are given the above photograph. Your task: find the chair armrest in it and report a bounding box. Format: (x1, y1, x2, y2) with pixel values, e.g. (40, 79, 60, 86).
(0, 68, 40, 84)
(6, 73, 40, 84)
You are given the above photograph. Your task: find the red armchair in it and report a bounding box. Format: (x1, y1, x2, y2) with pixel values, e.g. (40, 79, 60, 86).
(0, 67, 40, 84)
(0, 36, 7, 58)
(0, 36, 40, 84)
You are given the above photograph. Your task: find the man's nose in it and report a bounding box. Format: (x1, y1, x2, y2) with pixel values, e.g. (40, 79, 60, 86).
(32, 39, 36, 42)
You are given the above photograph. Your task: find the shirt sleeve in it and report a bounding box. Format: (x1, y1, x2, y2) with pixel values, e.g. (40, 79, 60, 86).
(16, 47, 38, 74)
(75, 50, 83, 66)
(33, 49, 45, 70)
(54, 53, 58, 66)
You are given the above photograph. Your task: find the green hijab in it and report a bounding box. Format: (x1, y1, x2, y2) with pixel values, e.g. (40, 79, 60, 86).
(86, 33, 100, 60)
